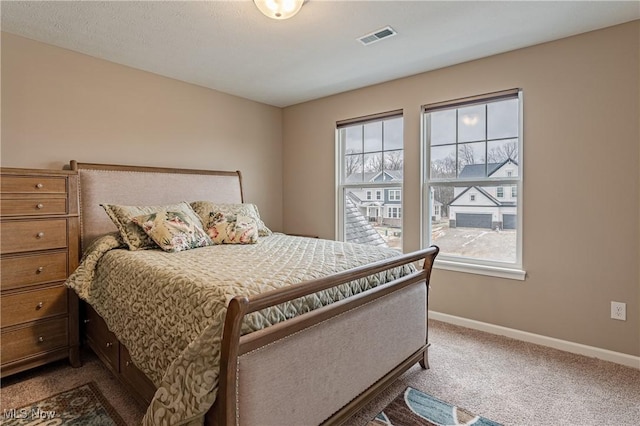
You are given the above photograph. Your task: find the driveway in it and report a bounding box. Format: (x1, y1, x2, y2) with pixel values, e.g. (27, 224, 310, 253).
(431, 222, 516, 262)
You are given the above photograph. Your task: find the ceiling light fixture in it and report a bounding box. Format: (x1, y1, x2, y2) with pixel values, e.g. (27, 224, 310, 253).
(254, 0, 304, 20)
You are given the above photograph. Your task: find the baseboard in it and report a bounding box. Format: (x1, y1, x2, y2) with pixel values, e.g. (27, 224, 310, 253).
(428, 311, 640, 369)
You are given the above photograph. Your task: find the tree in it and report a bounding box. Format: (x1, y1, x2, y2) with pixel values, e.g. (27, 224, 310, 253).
(384, 151, 403, 171)
(345, 153, 362, 177)
(430, 154, 457, 217)
(487, 141, 518, 163)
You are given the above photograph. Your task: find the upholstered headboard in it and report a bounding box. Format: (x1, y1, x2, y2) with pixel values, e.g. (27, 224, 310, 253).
(70, 161, 243, 252)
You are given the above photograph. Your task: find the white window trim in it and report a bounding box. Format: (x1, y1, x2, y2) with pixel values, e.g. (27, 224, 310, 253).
(387, 206, 401, 218)
(420, 89, 526, 280)
(389, 189, 401, 201)
(335, 114, 404, 249)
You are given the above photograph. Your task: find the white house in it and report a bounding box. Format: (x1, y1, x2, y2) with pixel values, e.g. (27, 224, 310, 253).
(345, 170, 403, 227)
(449, 158, 518, 229)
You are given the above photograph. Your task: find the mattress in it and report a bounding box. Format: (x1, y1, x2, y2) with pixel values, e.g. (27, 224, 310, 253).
(66, 232, 415, 425)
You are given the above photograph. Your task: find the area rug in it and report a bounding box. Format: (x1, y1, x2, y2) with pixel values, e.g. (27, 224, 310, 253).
(0, 381, 126, 425)
(369, 386, 502, 426)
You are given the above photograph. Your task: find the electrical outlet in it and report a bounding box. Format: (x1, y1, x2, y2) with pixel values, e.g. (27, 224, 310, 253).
(611, 301, 626, 321)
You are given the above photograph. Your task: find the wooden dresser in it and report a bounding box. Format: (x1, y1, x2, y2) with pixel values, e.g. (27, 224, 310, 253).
(0, 168, 80, 377)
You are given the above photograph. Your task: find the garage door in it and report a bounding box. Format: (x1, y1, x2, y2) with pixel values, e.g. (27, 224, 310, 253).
(503, 214, 517, 229)
(456, 213, 492, 229)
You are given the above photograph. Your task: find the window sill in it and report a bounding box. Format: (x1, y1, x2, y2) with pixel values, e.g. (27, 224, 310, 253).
(434, 259, 526, 281)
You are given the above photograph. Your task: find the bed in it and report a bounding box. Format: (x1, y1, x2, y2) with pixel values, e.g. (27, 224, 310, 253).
(65, 160, 439, 426)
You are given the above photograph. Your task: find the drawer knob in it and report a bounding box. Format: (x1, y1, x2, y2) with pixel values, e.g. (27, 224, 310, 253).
(36, 302, 44, 310)
(106, 342, 113, 348)
(38, 336, 44, 343)
(36, 232, 45, 239)
(83, 319, 91, 324)
(125, 361, 131, 367)
(36, 183, 44, 189)
(36, 266, 44, 273)
(36, 203, 44, 209)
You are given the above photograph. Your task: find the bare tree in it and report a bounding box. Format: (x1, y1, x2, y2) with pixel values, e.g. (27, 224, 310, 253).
(364, 154, 384, 173)
(345, 154, 362, 177)
(487, 141, 518, 163)
(430, 154, 457, 217)
(384, 151, 404, 171)
(458, 144, 479, 167)
(430, 155, 457, 179)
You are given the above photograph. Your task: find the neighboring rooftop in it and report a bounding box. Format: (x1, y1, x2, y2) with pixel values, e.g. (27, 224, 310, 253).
(458, 159, 518, 179)
(345, 194, 387, 247)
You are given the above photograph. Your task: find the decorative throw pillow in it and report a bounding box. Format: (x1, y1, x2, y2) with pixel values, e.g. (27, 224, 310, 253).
(132, 210, 213, 252)
(190, 202, 272, 237)
(101, 202, 202, 250)
(206, 212, 259, 244)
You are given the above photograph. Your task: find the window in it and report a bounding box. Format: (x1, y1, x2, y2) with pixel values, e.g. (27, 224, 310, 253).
(387, 206, 402, 218)
(337, 111, 403, 251)
(422, 89, 524, 279)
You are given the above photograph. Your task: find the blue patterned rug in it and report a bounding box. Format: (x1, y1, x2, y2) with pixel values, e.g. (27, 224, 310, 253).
(0, 382, 126, 425)
(369, 387, 502, 426)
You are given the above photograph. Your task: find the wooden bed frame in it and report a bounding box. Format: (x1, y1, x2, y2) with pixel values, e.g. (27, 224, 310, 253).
(69, 160, 439, 425)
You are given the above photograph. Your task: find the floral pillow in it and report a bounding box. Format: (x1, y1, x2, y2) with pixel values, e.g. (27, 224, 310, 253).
(190, 202, 272, 237)
(205, 212, 259, 245)
(132, 210, 213, 252)
(102, 202, 201, 250)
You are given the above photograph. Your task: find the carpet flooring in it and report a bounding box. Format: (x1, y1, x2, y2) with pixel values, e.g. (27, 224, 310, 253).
(1, 320, 638, 425)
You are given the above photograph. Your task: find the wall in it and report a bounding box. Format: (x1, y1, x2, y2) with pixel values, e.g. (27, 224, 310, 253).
(283, 22, 640, 356)
(1, 32, 283, 232)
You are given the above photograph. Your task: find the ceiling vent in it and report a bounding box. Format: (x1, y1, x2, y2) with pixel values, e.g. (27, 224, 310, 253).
(357, 26, 397, 46)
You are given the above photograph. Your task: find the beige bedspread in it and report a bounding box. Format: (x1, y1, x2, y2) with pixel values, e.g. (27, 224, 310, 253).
(66, 233, 414, 425)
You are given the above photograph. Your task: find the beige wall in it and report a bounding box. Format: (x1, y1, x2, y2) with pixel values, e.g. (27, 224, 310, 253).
(2, 23, 638, 357)
(283, 22, 640, 356)
(1, 32, 283, 232)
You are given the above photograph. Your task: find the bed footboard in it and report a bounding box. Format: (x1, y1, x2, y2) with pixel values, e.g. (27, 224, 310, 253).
(213, 246, 439, 426)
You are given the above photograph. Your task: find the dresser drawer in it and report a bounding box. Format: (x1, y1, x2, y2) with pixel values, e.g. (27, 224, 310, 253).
(1, 317, 68, 364)
(1, 252, 67, 290)
(0, 219, 67, 254)
(1, 197, 68, 217)
(1, 286, 68, 327)
(1, 176, 66, 194)
(85, 306, 119, 371)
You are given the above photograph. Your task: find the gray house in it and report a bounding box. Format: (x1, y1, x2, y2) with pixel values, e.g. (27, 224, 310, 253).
(345, 170, 402, 228)
(449, 158, 518, 229)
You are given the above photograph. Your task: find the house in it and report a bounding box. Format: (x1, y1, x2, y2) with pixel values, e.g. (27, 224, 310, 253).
(1, 1, 638, 389)
(346, 170, 403, 228)
(449, 159, 518, 229)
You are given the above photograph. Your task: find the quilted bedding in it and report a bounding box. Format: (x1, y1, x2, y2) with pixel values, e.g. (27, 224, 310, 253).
(65, 233, 415, 425)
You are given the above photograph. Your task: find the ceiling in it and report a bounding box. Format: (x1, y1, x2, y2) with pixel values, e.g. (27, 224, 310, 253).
(2, 1, 638, 107)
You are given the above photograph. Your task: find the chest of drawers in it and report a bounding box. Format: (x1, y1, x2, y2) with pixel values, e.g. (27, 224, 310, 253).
(1, 168, 80, 377)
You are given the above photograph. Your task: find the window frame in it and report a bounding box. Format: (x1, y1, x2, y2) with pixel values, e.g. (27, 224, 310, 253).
(389, 189, 401, 201)
(336, 110, 404, 251)
(421, 89, 525, 280)
(387, 206, 402, 218)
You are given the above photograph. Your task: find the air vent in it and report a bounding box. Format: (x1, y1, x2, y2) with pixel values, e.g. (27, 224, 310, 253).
(357, 26, 397, 46)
